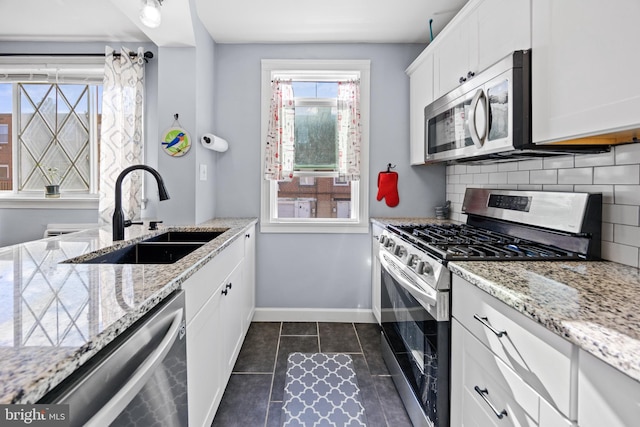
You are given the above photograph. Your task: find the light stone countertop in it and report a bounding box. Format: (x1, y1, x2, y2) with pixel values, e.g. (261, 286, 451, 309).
(371, 217, 640, 383)
(0, 217, 257, 404)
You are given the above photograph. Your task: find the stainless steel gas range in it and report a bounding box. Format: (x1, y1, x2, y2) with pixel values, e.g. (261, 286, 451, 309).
(378, 188, 602, 427)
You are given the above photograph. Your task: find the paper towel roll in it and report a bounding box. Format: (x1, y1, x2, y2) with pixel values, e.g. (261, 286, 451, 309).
(201, 134, 229, 152)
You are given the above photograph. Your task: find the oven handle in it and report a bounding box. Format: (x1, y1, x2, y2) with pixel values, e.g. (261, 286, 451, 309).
(379, 252, 437, 307)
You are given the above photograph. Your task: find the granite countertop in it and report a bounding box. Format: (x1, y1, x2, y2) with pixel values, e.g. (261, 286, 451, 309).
(0, 217, 257, 404)
(371, 217, 640, 383)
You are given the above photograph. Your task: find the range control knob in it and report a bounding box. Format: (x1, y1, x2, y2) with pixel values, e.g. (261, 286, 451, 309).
(378, 235, 387, 246)
(417, 261, 433, 276)
(386, 239, 396, 249)
(394, 245, 406, 257)
(406, 254, 417, 267)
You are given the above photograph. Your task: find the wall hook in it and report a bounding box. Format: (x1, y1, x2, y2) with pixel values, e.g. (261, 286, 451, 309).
(174, 113, 179, 120)
(386, 163, 396, 172)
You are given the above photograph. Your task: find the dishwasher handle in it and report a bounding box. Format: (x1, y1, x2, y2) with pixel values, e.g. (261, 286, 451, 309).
(85, 308, 184, 427)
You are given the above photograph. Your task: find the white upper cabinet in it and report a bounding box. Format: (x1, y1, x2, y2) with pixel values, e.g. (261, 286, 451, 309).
(532, 0, 640, 144)
(433, 0, 531, 99)
(407, 51, 434, 165)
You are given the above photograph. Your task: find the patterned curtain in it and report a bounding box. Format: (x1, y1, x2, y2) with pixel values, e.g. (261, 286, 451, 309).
(98, 46, 145, 226)
(337, 80, 361, 181)
(264, 79, 295, 181)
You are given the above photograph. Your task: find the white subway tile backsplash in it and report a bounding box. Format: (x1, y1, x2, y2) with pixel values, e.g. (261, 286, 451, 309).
(498, 162, 519, 172)
(452, 164, 467, 174)
(473, 173, 489, 184)
(602, 203, 640, 226)
(574, 150, 615, 167)
(460, 174, 474, 184)
(543, 155, 574, 170)
(518, 159, 543, 170)
(574, 185, 614, 204)
(517, 184, 543, 191)
(615, 185, 640, 205)
(615, 143, 640, 165)
(601, 222, 614, 242)
(613, 224, 640, 247)
(489, 172, 508, 184)
(530, 169, 557, 184)
(558, 167, 592, 184)
(466, 165, 482, 174)
(480, 164, 498, 173)
(601, 241, 639, 268)
(541, 184, 574, 192)
(594, 165, 640, 185)
(447, 174, 460, 184)
(507, 170, 529, 184)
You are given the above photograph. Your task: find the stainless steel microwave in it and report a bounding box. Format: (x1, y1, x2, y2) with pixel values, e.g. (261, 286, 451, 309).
(424, 50, 608, 164)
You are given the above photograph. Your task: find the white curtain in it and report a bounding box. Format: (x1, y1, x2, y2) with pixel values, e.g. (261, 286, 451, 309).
(264, 79, 295, 181)
(98, 46, 145, 226)
(337, 80, 361, 181)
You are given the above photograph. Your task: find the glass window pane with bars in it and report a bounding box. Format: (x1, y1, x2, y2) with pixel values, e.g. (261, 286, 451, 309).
(276, 177, 352, 219)
(14, 83, 101, 192)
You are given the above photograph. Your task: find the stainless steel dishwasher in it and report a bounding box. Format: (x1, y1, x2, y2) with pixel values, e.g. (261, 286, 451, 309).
(40, 290, 188, 427)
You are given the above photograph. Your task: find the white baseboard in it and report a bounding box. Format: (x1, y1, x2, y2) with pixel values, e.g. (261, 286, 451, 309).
(252, 307, 377, 323)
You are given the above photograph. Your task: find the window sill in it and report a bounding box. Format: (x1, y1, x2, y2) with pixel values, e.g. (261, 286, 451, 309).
(260, 220, 369, 234)
(0, 193, 99, 209)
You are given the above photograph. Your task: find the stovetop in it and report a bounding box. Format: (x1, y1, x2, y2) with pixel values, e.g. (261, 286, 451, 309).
(388, 223, 583, 261)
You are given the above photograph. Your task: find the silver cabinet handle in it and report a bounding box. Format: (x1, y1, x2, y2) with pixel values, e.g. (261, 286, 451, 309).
(473, 314, 507, 338)
(474, 386, 508, 419)
(85, 308, 184, 427)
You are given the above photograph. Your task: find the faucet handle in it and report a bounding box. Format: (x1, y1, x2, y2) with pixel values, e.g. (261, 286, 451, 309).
(123, 220, 143, 228)
(149, 220, 163, 231)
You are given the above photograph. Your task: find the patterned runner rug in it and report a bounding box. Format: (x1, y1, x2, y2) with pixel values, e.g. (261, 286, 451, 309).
(282, 353, 367, 426)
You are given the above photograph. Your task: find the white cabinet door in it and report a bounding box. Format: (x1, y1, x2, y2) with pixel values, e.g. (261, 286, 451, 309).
(220, 263, 245, 377)
(532, 0, 640, 144)
(371, 223, 383, 323)
(578, 350, 640, 427)
(433, 17, 475, 99)
(242, 225, 256, 329)
(408, 51, 434, 165)
(476, 0, 530, 72)
(187, 285, 223, 427)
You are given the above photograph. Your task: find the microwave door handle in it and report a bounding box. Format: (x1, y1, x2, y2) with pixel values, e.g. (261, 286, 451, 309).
(468, 89, 487, 149)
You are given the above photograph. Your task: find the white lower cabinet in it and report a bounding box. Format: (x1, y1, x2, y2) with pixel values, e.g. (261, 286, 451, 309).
(451, 275, 576, 426)
(184, 227, 255, 427)
(578, 349, 640, 427)
(371, 223, 383, 323)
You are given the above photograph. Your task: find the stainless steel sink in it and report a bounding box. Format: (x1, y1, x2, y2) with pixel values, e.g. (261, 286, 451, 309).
(77, 242, 204, 264)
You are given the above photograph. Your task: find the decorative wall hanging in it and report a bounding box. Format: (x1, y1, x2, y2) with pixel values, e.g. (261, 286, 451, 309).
(161, 113, 191, 156)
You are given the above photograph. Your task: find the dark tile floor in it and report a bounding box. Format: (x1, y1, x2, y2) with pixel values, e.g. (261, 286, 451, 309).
(211, 322, 412, 427)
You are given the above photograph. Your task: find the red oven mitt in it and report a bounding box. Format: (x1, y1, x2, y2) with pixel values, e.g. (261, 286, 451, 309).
(377, 170, 399, 207)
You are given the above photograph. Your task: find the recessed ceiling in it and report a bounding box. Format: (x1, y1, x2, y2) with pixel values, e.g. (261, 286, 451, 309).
(0, 0, 468, 45)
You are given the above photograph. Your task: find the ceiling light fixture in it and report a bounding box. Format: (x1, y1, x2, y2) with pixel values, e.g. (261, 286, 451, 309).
(140, 0, 163, 29)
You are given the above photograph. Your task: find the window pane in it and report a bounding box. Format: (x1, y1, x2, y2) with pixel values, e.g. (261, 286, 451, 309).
(0, 85, 13, 190)
(294, 106, 337, 169)
(277, 177, 352, 219)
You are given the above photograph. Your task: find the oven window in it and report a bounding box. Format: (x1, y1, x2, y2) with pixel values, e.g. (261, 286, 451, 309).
(380, 268, 449, 425)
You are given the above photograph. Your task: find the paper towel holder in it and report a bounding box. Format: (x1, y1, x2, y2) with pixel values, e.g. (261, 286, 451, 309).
(201, 133, 229, 152)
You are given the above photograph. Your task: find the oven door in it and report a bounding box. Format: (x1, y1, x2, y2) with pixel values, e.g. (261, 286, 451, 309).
(379, 253, 449, 427)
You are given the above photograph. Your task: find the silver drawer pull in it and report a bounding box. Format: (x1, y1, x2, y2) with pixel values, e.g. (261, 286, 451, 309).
(474, 386, 508, 419)
(473, 314, 507, 338)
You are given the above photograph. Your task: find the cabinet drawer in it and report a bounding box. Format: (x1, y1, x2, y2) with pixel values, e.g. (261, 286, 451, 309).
(452, 275, 575, 418)
(453, 320, 538, 426)
(183, 236, 244, 323)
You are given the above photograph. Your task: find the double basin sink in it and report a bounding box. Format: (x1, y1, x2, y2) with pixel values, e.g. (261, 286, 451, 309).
(73, 230, 228, 265)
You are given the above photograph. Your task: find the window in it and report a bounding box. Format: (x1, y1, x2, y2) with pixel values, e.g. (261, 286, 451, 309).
(0, 57, 103, 198)
(261, 60, 370, 233)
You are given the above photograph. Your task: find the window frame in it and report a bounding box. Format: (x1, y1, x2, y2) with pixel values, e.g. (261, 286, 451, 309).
(260, 59, 370, 234)
(0, 56, 103, 208)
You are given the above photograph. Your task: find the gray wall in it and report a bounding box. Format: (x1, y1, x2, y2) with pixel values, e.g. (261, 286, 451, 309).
(214, 44, 446, 309)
